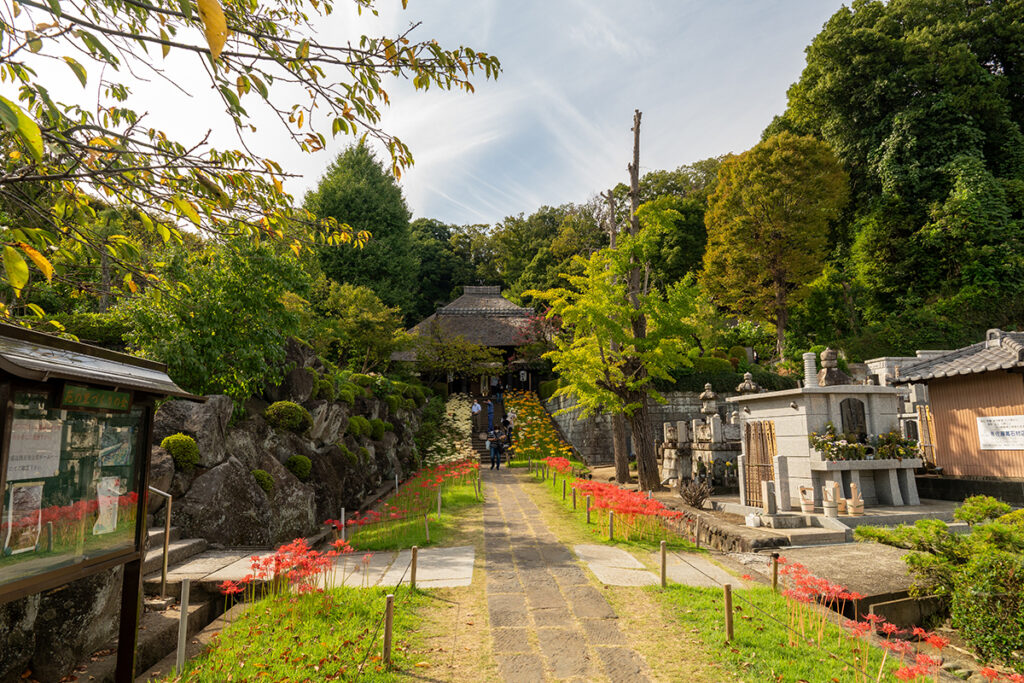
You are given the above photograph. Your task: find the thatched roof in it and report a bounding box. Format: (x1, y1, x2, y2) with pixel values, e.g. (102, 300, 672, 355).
(393, 287, 532, 362)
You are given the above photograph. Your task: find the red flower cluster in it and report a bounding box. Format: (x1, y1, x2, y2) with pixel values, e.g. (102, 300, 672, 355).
(571, 479, 684, 521)
(544, 456, 572, 475)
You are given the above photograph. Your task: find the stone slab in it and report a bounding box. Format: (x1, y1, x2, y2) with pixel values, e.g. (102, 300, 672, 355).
(662, 553, 742, 588)
(588, 564, 660, 586)
(772, 543, 914, 599)
(573, 544, 646, 569)
(328, 551, 397, 588)
(378, 546, 475, 587)
(203, 551, 274, 584)
(153, 550, 250, 580)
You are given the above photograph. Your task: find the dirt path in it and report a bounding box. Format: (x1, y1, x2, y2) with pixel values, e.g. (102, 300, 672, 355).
(483, 468, 651, 683)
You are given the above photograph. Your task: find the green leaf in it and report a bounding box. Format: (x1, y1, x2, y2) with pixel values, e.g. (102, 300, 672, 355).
(178, 0, 193, 21)
(3, 245, 29, 295)
(160, 29, 170, 58)
(296, 39, 310, 60)
(0, 95, 43, 162)
(171, 195, 201, 225)
(62, 56, 87, 86)
(28, 38, 42, 53)
(46, 0, 61, 17)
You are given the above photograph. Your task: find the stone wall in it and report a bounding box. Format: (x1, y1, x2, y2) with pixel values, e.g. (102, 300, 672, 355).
(547, 392, 735, 465)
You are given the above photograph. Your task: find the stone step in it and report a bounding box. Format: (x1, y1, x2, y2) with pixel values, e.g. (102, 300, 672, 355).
(142, 538, 209, 577)
(143, 548, 264, 599)
(146, 525, 182, 548)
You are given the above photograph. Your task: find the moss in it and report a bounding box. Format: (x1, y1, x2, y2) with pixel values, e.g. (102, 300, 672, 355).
(265, 401, 313, 433)
(385, 394, 402, 413)
(349, 373, 373, 387)
(369, 418, 387, 440)
(402, 397, 416, 410)
(336, 443, 358, 466)
(358, 446, 370, 461)
(337, 385, 357, 406)
(251, 469, 274, 493)
(285, 454, 312, 480)
(347, 415, 371, 438)
(318, 378, 336, 402)
(161, 433, 199, 472)
(383, 421, 395, 432)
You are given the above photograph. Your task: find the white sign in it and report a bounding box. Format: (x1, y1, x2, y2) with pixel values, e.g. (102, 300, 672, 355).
(7, 419, 62, 481)
(977, 415, 1024, 450)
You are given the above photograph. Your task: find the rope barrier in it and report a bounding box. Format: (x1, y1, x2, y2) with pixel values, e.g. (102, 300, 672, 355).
(353, 557, 413, 681)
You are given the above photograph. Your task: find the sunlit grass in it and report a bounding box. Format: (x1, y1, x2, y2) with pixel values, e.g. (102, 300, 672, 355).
(346, 482, 481, 551)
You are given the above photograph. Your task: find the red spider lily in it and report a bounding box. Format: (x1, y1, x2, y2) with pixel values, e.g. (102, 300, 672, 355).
(979, 668, 1000, 681)
(881, 623, 904, 637)
(218, 580, 243, 595)
(925, 634, 949, 651)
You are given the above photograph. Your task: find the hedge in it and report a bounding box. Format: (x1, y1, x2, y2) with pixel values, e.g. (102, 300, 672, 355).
(161, 433, 199, 471)
(265, 401, 313, 433)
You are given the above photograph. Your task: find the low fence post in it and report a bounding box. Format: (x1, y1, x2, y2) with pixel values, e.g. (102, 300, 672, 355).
(424, 514, 430, 543)
(341, 507, 346, 543)
(771, 552, 779, 592)
(436, 488, 442, 520)
(572, 487, 577, 510)
(175, 578, 191, 673)
(660, 540, 667, 589)
(410, 546, 418, 590)
(609, 510, 614, 541)
(383, 593, 395, 668)
(723, 583, 734, 641)
(586, 496, 592, 524)
(562, 479, 567, 501)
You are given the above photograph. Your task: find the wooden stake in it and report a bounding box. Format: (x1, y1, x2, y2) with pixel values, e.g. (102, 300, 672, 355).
(383, 593, 395, 667)
(586, 495, 592, 524)
(424, 514, 430, 543)
(694, 516, 701, 549)
(562, 479, 567, 501)
(176, 578, 191, 673)
(572, 487, 577, 510)
(723, 583, 734, 641)
(609, 510, 615, 541)
(410, 546, 418, 590)
(436, 487, 442, 520)
(771, 552, 779, 592)
(341, 507, 346, 543)
(660, 540, 667, 589)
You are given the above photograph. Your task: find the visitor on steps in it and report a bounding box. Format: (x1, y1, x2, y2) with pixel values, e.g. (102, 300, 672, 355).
(471, 398, 481, 431)
(486, 399, 495, 431)
(488, 429, 503, 470)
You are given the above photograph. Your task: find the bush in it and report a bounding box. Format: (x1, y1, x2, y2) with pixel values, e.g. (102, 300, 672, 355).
(999, 509, 1024, 528)
(161, 433, 199, 471)
(385, 394, 402, 413)
(349, 373, 373, 387)
(954, 495, 1013, 525)
(728, 345, 747, 360)
(347, 415, 371, 438)
(56, 311, 129, 349)
(285, 454, 312, 480)
(265, 401, 313, 433)
(691, 356, 734, 374)
(951, 550, 1024, 671)
(314, 377, 336, 402)
(402, 397, 416, 410)
(539, 379, 561, 401)
(680, 480, 713, 509)
(251, 469, 274, 493)
(337, 384, 357, 406)
(369, 418, 387, 440)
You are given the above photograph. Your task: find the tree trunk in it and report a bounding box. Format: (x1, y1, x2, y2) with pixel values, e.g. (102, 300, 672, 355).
(99, 245, 111, 313)
(774, 283, 788, 361)
(627, 395, 661, 491)
(611, 413, 630, 484)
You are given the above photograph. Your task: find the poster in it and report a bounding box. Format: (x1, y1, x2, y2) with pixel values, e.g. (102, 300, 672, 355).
(98, 426, 133, 466)
(977, 415, 1024, 450)
(4, 482, 44, 554)
(7, 419, 62, 481)
(92, 477, 121, 536)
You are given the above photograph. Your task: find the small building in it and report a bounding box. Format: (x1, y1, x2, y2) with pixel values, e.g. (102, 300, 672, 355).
(392, 286, 537, 393)
(893, 329, 1024, 501)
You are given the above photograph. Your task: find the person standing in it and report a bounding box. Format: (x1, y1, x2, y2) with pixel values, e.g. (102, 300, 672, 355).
(488, 428, 502, 470)
(486, 399, 495, 432)
(471, 398, 482, 432)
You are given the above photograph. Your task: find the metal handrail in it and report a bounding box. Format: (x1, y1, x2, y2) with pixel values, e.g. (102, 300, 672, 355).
(148, 486, 173, 598)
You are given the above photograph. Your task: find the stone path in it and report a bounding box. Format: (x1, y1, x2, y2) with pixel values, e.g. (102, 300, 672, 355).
(574, 545, 659, 587)
(484, 468, 651, 682)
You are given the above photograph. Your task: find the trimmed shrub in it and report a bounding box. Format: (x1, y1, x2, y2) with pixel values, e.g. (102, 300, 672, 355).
(161, 433, 199, 472)
(951, 550, 1024, 670)
(691, 356, 734, 374)
(251, 469, 274, 493)
(402, 397, 416, 410)
(265, 401, 313, 433)
(285, 454, 312, 480)
(347, 415, 371, 438)
(998, 508, 1024, 528)
(383, 421, 395, 432)
(337, 384, 357, 406)
(385, 394, 402, 413)
(314, 377, 336, 402)
(954, 495, 1012, 525)
(349, 373, 373, 387)
(369, 418, 387, 440)
(728, 345, 747, 360)
(710, 348, 728, 359)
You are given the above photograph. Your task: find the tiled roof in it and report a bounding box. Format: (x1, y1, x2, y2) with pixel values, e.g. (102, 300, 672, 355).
(437, 285, 532, 316)
(894, 329, 1024, 383)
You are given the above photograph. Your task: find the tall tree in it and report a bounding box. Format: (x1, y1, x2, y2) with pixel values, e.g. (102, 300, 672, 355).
(306, 143, 418, 315)
(0, 0, 499, 315)
(702, 132, 849, 359)
(408, 218, 476, 321)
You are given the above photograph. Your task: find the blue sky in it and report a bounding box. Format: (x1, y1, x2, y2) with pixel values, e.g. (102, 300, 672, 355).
(339, 0, 852, 226)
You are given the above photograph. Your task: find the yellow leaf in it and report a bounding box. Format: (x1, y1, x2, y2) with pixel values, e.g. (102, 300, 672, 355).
(17, 242, 53, 282)
(272, 177, 283, 195)
(414, 662, 430, 668)
(197, 0, 228, 60)
(3, 246, 29, 296)
(290, 242, 300, 257)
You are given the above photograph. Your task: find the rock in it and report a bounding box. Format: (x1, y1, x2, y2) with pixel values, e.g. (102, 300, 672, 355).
(225, 428, 264, 471)
(30, 567, 123, 682)
(0, 594, 39, 681)
(284, 337, 317, 370)
(173, 457, 271, 546)
(259, 453, 317, 544)
(244, 397, 269, 420)
(262, 429, 315, 466)
(152, 399, 196, 445)
(309, 402, 349, 443)
(184, 395, 234, 468)
(267, 366, 316, 404)
(147, 446, 174, 514)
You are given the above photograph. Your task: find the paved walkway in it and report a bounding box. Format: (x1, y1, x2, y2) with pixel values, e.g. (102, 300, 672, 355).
(484, 468, 651, 683)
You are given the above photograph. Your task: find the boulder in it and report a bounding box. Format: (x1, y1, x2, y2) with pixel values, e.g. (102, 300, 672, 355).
(262, 429, 315, 466)
(184, 395, 233, 468)
(266, 366, 316, 404)
(259, 453, 317, 544)
(225, 427, 264, 471)
(147, 446, 174, 514)
(0, 594, 39, 681)
(173, 457, 271, 546)
(309, 402, 349, 444)
(283, 337, 318, 370)
(152, 399, 196, 445)
(30, 567, 123, 682)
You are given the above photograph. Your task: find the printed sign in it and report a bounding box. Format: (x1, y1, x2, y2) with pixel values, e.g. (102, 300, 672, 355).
(4, 482, 44, 554)
(977, 415, 1024, 450)
(61, 385, 131, 412)
(7, 419, 62, 481)
(92, 477, 121, 536)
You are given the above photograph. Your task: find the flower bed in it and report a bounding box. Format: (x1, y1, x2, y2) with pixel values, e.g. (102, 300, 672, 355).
(505, 390, 579, 464)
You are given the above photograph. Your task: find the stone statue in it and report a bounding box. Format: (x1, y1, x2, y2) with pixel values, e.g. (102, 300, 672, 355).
(816, 348, 852, 386)
(735, 372, 761, 394)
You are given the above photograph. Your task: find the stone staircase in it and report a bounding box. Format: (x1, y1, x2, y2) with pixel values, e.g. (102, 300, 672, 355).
(142, 526, 208, 578)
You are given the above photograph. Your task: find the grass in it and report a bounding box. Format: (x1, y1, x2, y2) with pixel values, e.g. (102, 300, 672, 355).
(345, 480, 481, 551)
(527, 463, 699, 553)
(168, 586, 428, 682)
(657, 584, 904, 683)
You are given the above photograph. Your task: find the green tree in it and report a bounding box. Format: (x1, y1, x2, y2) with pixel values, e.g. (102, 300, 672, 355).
(307, 143, 419, 315)
(408, 218, 476, 321)
(120, 241, 307, 400)
(411, 320, 503, 381)
(0, 0, 499, 314)
(310, 280, 406, 373)
(702, 132, 849, 359)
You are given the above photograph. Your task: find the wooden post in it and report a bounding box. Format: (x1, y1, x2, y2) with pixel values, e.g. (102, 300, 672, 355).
(410, 546, 418, 590)
(771, 552, 779, 592)
(609, 510, 614, 541)
(723, 583, 734, 641)
(175, 578, 191, 673)
(45, 521, 53, 552)
(562, 479, 567, 501)
(383, 593, 395, 668)
(694, 516, 701, 550)
(424, 514, 430, 543)
(586, 495, 592, 524)
(660, 540, 667, 589)
(341, 507, 346, 543)
(436, 487, 442, 520)
(572, 487, 577, 510)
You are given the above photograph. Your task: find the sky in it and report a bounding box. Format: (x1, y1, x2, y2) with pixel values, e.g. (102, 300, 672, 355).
(11, 0, 852, 227)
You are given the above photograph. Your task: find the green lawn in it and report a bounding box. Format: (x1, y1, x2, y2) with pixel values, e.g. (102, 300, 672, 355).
(657, 584, 903, 683)
(345, 481, 481, 551)
(169, 586, 428, 681)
